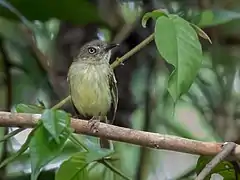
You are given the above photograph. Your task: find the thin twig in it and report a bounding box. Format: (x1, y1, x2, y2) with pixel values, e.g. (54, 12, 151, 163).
(111, 33, 154, 69)
(0, 111, 240, 158)
(51, 96, 71, 110)
(196, 142, 237, 180)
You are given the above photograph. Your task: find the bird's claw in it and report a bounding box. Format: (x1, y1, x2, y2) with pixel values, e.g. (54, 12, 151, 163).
(88, 116, 100, 133)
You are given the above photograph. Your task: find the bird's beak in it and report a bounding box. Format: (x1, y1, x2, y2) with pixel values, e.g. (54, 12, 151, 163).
(105, 43, 119, 51)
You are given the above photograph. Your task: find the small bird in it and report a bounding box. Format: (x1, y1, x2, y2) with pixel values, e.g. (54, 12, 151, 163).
(67, 40, 119, 149)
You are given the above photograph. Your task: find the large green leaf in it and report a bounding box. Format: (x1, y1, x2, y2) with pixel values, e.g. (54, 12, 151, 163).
(0, 0, 102, 25)
(154, 15, 202, 102)
(196, 156, 239, 179)
(41, 109, 70, 143)
(29, 126, 71, 180)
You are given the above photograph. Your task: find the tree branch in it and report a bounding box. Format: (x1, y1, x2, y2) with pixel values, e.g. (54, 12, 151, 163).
(196, 142, 236, 180)
(1, 111, 240, 158)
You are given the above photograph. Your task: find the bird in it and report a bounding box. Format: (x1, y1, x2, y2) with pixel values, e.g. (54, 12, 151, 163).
(67, 39, 119, 149)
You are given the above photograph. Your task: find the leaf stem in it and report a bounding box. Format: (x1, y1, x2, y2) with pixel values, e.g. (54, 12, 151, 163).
(51, 96, 71, 110)
(0, 128, 25, 143)
(110, 33, 154, 69)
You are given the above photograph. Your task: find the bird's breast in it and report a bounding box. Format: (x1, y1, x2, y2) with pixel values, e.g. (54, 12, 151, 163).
(68, 63, 112, 116)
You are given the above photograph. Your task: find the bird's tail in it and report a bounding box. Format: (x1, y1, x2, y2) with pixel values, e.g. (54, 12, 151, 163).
(99, 116, 111, 149)
(100, 138, 111, 149)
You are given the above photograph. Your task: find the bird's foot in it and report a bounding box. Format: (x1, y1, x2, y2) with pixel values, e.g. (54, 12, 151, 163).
(72, 114, 80, 119)
(88, 116, 100, 133)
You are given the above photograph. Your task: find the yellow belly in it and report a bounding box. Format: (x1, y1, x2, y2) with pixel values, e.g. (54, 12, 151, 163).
(68, 63, 111, 117)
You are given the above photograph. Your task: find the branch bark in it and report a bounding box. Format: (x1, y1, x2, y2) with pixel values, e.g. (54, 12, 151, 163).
(1, 111, 240, 158)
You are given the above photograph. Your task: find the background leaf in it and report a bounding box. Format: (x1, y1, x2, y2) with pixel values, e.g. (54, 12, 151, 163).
(0, 0, 31, 26)
(194, 10, 240, 28)
(0, 0, 102, 25)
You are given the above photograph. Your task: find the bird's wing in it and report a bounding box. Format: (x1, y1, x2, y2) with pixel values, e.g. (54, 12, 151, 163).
(67, 73, 81, 117)
(108, 70, 118, 124)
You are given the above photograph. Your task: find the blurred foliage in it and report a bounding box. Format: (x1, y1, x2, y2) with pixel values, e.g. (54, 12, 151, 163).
(196, 156, 240, 179)
(0, 0, 239, 180)
(0, 0, 102, 25)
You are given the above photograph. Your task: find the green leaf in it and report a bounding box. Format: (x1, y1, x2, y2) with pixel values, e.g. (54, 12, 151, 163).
(68, 133, 89, 151)
(101, 160, 131, 180)
(15, 104, 44, 113)
(154, 15, 202, 102)
(41, 109, 70, 143)
(56, 149, 112, 180)
(86, 149, 113, 163)
(196, 156, 239, 179)
(142, 9, 168, 28)
(0, 0, 102, 25)
(190, 23, 212, 44)
(55, 152, 88, 180)
(29, 126, 71, 180)
(194, 10, 240, 28)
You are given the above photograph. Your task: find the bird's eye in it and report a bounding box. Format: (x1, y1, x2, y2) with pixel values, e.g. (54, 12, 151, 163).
(88, 47, 97, 54)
